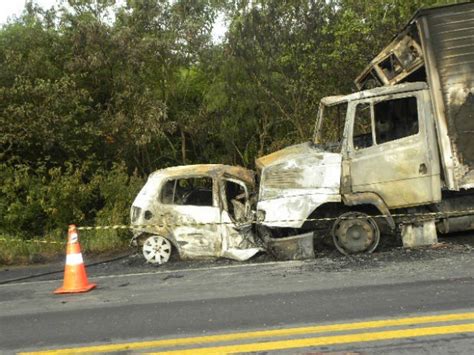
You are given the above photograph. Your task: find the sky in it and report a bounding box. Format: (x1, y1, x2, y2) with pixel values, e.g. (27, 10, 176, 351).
(0, 0, 226, 40)
(0, 0, 57, 24)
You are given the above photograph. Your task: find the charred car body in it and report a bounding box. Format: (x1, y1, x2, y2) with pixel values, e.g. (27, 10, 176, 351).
(256, 3, 474, 253)
(130, 164, 261, 264)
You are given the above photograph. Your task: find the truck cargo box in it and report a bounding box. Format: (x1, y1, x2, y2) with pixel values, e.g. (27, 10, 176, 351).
(355, 2, 474, 191)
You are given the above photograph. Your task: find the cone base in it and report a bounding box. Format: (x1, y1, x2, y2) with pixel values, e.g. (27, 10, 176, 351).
(54, 283, 96, 294)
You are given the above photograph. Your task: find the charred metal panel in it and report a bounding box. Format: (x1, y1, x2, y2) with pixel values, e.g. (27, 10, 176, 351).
(434, 190, 474, 233)
(419, 3, 474, 188)
(152, 164, 255, 188)
(355, 3, 474, 190)
(324, 82, 428, 107)
(257, 143, 341, 200)
(342, 192, 395, 229)
(346, 89, 441, 209)
(258, 193, 341, 229)
(256, 142, 341, 228)
(264, 232, 315, 261)
(349, 136, 441, 208)
(401, 219, 438, 247)
(355, 33, 424, 90)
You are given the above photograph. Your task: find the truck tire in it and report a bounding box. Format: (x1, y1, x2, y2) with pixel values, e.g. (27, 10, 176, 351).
(331, 211, 380, 254)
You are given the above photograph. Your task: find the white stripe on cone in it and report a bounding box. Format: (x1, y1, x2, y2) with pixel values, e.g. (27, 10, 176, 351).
(70, 233, 78, 243)
(66, 253, 84, 265)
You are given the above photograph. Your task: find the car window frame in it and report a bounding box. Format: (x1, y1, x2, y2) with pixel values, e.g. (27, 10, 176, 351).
(159, 175, 217, 208)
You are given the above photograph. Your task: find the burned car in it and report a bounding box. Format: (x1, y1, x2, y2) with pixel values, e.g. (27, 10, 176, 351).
(130, 164, 262, 264)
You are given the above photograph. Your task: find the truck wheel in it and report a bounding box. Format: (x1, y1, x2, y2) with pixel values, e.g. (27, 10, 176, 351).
(142, 235, 172, 264)
(331, 211, 380, 254)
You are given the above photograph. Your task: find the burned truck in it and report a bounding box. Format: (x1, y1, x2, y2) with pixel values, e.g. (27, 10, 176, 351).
(256, 3, 474, 254)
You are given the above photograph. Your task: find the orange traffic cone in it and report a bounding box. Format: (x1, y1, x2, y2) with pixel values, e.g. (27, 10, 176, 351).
(54, 224, 96, 294)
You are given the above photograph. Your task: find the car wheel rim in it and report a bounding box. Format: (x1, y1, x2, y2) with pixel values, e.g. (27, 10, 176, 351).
(142, 236, 172, 264)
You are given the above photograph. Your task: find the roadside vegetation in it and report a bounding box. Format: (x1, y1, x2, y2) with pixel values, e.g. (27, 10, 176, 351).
(0, 0, 456, 264)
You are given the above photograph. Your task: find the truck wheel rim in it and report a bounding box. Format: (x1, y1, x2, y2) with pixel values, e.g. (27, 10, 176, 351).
(332, 212, 380, 254)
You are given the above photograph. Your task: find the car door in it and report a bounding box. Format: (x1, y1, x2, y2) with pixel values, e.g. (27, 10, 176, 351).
(158, 176, 222, 258)
(342, 90, 441, 208)
(218, 177, 260, 260)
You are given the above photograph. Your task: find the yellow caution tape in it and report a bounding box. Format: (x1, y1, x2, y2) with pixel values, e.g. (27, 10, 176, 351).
(1, 209, 473, 245)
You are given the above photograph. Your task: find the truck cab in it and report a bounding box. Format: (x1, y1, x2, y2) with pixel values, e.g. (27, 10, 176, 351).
(324, 82, 441, 209)
(256, 82, 442, 254)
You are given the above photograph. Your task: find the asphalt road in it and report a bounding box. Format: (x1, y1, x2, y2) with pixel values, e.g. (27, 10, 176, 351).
(1, 234, 474, 354)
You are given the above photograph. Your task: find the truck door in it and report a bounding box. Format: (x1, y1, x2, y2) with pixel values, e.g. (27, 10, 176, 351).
(343, 90, 441, 208)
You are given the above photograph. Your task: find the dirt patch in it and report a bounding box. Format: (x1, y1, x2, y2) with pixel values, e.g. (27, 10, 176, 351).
(306, 233, 474, 273)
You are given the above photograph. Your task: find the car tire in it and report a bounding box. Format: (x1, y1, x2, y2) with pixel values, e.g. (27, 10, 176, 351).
(142, 235, 173, 264)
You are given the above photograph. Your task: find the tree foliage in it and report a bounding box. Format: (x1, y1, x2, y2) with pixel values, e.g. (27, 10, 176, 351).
(0, 0, 458, 240)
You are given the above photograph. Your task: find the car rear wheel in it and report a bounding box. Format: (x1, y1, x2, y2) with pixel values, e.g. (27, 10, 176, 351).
(142, 235, 172, 264)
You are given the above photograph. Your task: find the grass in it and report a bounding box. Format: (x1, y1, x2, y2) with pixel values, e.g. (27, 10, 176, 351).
(0, 234, 63, 265)
(0, 229, 131, 265)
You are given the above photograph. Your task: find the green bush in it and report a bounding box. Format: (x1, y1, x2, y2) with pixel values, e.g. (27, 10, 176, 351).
(81, 164, 144, 254)
(0, 163, 143, 264)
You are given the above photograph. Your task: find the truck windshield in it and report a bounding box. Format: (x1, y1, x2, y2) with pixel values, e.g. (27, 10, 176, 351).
(314, 102, 347, 152)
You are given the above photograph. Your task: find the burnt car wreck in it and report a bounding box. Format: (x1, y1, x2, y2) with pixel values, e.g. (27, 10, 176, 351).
(130, 164, 260, 264)
(130, 164, 314, 264)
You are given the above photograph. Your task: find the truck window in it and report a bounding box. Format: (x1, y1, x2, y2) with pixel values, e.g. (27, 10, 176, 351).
(374, 96, 419, 144)
(161, 177, 214, 206)
(317, 102, 347, 152)
(353, 103, 373, 150)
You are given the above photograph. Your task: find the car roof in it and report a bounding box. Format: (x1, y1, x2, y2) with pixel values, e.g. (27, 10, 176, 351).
(149, 164, 255, 187)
